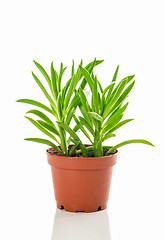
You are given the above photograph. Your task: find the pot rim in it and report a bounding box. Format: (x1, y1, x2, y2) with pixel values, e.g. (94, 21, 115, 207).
(46, 147, 118, 160)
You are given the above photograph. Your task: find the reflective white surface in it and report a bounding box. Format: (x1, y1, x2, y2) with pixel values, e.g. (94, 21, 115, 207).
(51, 209, 111, 240)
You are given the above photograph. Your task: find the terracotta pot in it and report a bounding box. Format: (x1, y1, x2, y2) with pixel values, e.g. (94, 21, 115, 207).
(47, 146, 118, 213)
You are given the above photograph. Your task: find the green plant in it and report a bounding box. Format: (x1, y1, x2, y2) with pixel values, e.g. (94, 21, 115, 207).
(17, 59, 154, 157)
(57, 64, 155, 157)
(16, 59, 103, 155)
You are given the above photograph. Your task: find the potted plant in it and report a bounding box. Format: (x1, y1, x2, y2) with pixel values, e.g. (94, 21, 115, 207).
(17, 59, 154, 213)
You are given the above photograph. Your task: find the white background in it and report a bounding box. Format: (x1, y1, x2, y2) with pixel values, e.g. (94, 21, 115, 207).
(0, 0, 164, 239)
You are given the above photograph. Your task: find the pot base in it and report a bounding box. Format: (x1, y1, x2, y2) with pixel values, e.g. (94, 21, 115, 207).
(57, 201, 107, 213)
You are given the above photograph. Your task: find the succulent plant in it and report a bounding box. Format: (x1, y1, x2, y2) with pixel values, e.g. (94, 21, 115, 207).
(17, 59, 154, 157)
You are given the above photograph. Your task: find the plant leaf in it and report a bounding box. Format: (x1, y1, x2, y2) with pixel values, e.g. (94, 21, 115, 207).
(33, 60, 51, 88)
(106, 139, 155, 155)
(106, 65, 119, 103)
(80, 59, 103, 90)
(102, 133, 116, 142)
(71, 60, 74, 77)
(67, 124, 79, 144)
(62, 78, 72, 100)
(64, 62, 82, 110)
(70, 138, 88, 157)
(97, 80, 103, 93)
(65, 108, 76, 125)
(24, 138, 61, 152)
(25, 116, 59, 143)
(26, 109, 54, 126)
(16, 99, 54, 115)
(100, 82, 116, 115)
(69, 141, 80, 156)
(102, 114, 123, 135)
(66, 92, 81, 114)
(79, 116, 94, 136)
(110, 80, 135, 114)
(93, 76, 99, 113)
(79, 104, 94, 129)
(104, 102, 129, 127)
(32, 72, 56, 109)
(107, 118, 134, 134)
(51, 62, 58, 101)
(78, 87, 91, 113)
(57, 92, 63, 120)
(79, 66, 94, 93)
(37, 120, 59, 137)
(103, 78, 127, 119)
(89, 112, 103, 122)
(57, 121, 80, 141)
(58, 63, 67, 92)
(73, 115, 93, 143)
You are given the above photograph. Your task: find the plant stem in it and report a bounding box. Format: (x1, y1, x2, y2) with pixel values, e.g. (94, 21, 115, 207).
(93, 121, 103, 157)
(58, 126, 68, 155)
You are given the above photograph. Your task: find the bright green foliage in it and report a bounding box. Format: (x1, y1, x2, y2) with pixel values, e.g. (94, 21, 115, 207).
(17, 60, 154, 157)
(16, 59, 103, 155)
(74, 65, 154, 157)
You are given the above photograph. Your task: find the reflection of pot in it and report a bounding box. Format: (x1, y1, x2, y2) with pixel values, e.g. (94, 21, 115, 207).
(51, 208, 111, 240)
(47, 147, 117, 213)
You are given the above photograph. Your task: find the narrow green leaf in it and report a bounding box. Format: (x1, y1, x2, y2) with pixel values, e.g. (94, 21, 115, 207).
(79, 104, 93, 129)
(57, 121, 80, 141)
(65, 108, 76, 125)
(124, 75, 135, 84)
(89, 112, 103, 122)
(62, 78, 72, 100)
(79, 116, 94, 136)
(80, 59, 103, 90)
(78, 87, 91, 112)
(107, 118, 134, 134)
(71, 138, 88, 157)
(51, 62, 58, 101)
(69, 141, 80, 156)
(79, 66, 94, 93)
(111, 75, 135, 99)
(97, 80, 103, 93)
(73, 115, 93, 143)
(102, 114, 123, 135)
(71, 60, 74, 77)
(93, 76, 99, 113)
(103, 78, 127, 119)
(110, 80, 135, 113)
(32, 72, 56, 109)
(57, 92, 63, 120)
(67, 124, 79, 145)
(106, 139, 155, 155)
(104, 102, 129, 127)
(37, 120, 59, 137)
(100, 83, 116, 115)
(16, 99, 54, 115)
(102, 132, 116, 142)
(85, 59, 104, 72)
(58, 63, 67, 92)
(24, 138, 61, 152)
(26, 109, 54, 126)
(64, 63, 82, 110)
(66, 92, 80, 114)
(106, 65, 119, 103)
(25, 116, 59, 143)
(33, 60, 51, 88)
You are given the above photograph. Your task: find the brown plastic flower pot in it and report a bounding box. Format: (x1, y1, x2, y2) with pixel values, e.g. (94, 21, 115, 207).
(47, 146, 118, 213)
